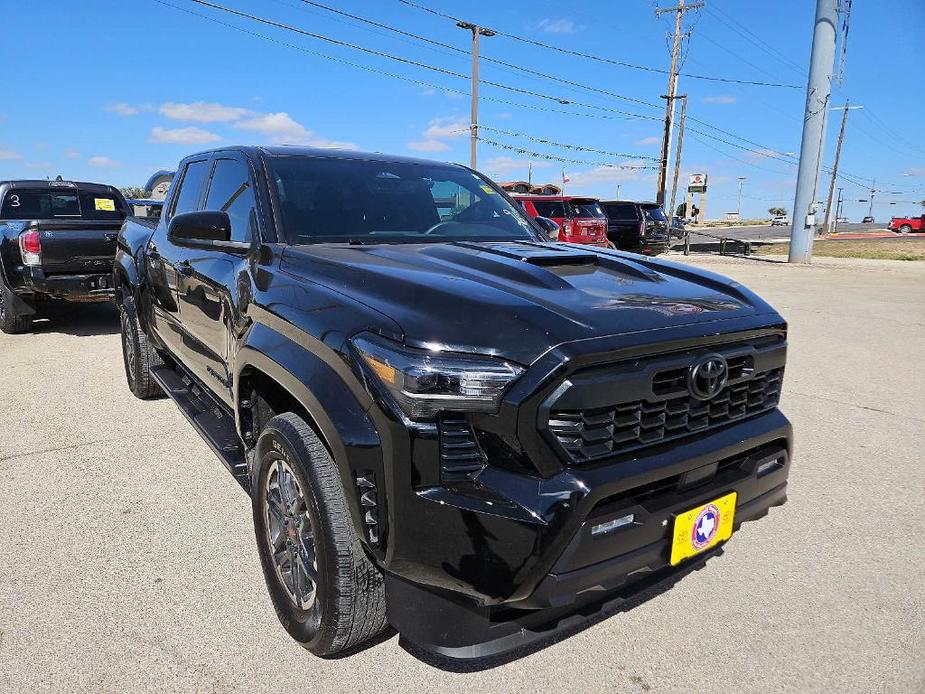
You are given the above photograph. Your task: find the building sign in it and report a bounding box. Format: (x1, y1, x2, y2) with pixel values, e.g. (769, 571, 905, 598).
(688, 173, 708, 193)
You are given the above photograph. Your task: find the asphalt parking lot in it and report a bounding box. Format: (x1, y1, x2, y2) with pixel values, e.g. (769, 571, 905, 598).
(1, 254, 923, 693)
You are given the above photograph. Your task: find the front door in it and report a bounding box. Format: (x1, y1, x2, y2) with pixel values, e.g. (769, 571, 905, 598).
(175, 154, 257, 405)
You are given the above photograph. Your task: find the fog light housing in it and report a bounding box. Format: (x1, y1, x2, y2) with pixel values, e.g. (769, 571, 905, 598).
(756, 457, 784, 477)
(592, 513, 635, 537)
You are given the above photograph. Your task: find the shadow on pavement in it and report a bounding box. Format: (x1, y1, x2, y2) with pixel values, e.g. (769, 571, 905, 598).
(30, 300, 119, 337)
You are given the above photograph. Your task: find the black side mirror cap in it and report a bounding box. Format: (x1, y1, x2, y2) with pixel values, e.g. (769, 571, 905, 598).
(534, 216, 560, 240)
(168, 210, 232, 244)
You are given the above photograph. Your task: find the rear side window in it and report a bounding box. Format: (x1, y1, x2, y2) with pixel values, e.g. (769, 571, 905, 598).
(602, 203, 639, 220)
(642, 205, 668, 222)
(171, 160, 210, 217)
(569, 200, 605, 218)
(204, 158, 256, 242)
(530, 200, 566, 218)
(0, 189, 125, 220)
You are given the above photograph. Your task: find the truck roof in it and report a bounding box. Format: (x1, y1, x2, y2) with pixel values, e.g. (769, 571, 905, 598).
(187, 145, 471, 170)
(0, 179, 122, 194)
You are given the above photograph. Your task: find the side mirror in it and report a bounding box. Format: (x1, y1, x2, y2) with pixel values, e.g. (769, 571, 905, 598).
(168, 210, 231, 245)
(534, 216, 560, 241)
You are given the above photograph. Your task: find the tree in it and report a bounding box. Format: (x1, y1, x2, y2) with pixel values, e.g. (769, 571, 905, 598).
(676, 202, 699, 218)
(120, 186, 150, 200)
(768, 206, 787, 216)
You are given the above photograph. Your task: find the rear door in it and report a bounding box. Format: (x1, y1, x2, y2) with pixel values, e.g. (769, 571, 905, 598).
(0, 187, 126, 272)
(176, 154, 257, 404)
(147, 156, 211, 357)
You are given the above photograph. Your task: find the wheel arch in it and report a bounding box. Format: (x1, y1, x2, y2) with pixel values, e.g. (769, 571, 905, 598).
(235, 324, 385, 551)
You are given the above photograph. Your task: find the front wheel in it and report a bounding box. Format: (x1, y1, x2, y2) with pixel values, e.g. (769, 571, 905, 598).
(251, 412, 387, 656)
(900, 224, 912, 234)
(0, 281, 32, 334)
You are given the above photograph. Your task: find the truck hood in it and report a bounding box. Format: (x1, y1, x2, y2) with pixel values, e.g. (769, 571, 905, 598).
(280, 241, 777, 365)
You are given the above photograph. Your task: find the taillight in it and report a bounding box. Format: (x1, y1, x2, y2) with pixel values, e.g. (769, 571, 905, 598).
(638, 220, 646, 238)
(19, 229, 41, 266)
(561, 221, 573, 235)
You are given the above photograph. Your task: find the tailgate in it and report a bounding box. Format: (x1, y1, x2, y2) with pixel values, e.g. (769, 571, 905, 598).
(35, 220, 121, 273)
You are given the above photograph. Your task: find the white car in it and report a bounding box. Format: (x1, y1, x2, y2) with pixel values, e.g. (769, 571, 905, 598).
(770, 216, 790, 226)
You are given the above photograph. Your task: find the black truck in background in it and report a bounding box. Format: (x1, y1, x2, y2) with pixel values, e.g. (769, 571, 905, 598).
(115, 145, 792, 660)
(601, 200, 672, 255)
(0, 179, 130, 333)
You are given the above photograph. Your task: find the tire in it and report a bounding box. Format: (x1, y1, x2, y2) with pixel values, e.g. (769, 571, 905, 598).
(251, 412, 387, 657)
(118, 299, 163, 399)
(900, 225, 912, 234)
(0, 280, 32, 334)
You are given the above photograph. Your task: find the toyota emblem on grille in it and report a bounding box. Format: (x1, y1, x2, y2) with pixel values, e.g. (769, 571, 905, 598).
(688, 354, 728, 400)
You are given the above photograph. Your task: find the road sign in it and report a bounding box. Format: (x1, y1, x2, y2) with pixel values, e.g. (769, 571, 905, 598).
(688, 173, 707, 193)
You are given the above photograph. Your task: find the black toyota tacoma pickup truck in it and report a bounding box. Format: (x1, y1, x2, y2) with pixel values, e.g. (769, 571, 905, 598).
(115, 146, 792, 659)
(0, 179, 130, 333)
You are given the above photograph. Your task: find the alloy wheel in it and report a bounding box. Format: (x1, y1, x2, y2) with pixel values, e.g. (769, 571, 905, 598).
(264, 458, 319, 610)
(120, 311, 137, 384)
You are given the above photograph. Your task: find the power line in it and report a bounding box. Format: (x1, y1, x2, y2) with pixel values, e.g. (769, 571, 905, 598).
(704, 5, 804, 74)
(476, 137, 657, 169)
(477, 125, 663, 161)
(396, 0, 801, 88)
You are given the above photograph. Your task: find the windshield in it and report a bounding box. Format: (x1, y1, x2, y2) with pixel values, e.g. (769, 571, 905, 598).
(268, 156, 539, 244)
(0, 188, 126, 221)
(569, 199, 605, 218)
(641, 205, 668, 222)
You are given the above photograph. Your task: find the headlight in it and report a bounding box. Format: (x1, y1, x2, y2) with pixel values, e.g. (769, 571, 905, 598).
(352, 334, 524, 419)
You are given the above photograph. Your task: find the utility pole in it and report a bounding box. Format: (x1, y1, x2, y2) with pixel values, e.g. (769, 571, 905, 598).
(737, 176, 747, 217)
(822, 99, 863, 230)
(654, 0, 702, 206)
(867, 178, 876, 219)
(667, 94, 688, 224)
(788, 0, 839, 264)
(833, 187, 843, 233)
(457, 21, 495, 170)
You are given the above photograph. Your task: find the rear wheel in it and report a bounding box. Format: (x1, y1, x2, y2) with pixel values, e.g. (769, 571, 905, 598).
(0, 280, 32, 334)
(900, 224, 912, 234)
(251, 412, 387, 657)
(118, 299, 163, 399)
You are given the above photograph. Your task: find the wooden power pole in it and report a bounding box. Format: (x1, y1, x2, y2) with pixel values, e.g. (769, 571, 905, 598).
(822, 99, 863, 230)
(654, 0, 702, 206)
(667, 94, 688, 225)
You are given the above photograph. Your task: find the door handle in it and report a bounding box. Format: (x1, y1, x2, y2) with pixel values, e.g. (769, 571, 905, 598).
(105, 232, 118, 243)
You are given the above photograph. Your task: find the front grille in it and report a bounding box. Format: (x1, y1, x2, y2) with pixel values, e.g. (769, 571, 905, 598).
(548, 368, 783, 464)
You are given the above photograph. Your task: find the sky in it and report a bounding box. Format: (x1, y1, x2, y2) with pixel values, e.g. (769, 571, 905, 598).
(1, 0, 923, 221)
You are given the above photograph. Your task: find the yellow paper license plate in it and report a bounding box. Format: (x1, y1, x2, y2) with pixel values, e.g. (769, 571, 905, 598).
(670, 492, 737, 566)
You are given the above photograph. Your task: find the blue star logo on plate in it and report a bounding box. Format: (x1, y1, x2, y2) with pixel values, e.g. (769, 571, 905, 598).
(690, 503, 721, 550)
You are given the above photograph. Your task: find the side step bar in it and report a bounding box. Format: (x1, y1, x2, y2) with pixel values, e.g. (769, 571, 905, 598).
(150, 365, 250, 492)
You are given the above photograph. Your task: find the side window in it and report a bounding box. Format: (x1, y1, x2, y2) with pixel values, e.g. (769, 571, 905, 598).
(204, 158, 256, 242)
(171, 160, 210, 218)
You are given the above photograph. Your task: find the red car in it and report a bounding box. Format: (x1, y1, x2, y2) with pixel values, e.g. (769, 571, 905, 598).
(514, 194, 609, 247)
(888, 214, 925, 233)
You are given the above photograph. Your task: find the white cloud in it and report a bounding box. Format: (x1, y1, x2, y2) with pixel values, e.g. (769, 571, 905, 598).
(159, 101, 251, 123)
(482, 156, 552, 175)
(106, 102, 141, 116)
(635, 136, 661, 146)
(702, 95, 737, 105)
(423, 116, 469, 139)
(497, 112, 513, 120)
(407, 140, 451, 153)
(233, 112, 356, 149)
(149, 126, 221, 145)
(24, 161, 51, 170)
(421, 88, 437, 97)
(88, 156, 122, 168)
(0, 150, 23, 160)
(537, 18, 577, 34)
(903, 167, 925, 177)
(63, 149, 81, 159)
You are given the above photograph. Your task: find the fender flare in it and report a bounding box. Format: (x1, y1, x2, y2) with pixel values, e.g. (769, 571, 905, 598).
(235, 321, 385, 545)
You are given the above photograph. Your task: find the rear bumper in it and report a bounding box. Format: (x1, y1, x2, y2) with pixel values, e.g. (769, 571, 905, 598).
(19, 267, 115, 301)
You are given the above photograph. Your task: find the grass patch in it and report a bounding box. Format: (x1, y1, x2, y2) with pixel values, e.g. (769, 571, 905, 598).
(754, 238, 925, 261)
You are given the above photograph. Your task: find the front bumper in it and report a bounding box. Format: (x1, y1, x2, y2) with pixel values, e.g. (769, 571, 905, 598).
(19, 267, 115, 301)
(385, 410, 791, 658)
